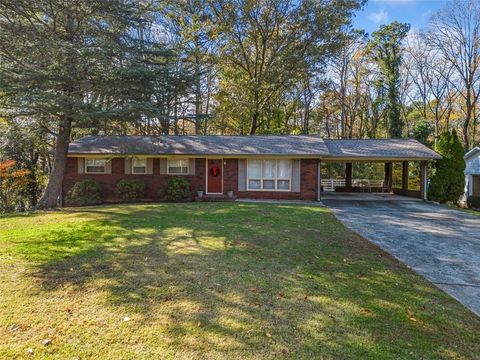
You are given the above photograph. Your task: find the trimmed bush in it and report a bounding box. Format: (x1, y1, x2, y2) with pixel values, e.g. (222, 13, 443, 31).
(115, 179, 146, 201)
(467, 196, 480, 209)
(164, 177, 190, 201)
(67, 179, 102, 206)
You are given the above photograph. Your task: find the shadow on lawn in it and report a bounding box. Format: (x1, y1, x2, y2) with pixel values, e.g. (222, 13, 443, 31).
(29, 203, 478, 358)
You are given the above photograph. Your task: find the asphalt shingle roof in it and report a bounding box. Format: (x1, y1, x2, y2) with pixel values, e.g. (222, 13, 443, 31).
(68, 135, 441, 160)
(324, 139, 441, 160)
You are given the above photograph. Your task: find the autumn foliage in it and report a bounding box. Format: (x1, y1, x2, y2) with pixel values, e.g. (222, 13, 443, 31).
(0, 160, 30, 213)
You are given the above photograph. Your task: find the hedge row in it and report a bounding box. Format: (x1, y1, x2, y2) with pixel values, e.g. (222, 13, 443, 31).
(67, 178, 190, 205)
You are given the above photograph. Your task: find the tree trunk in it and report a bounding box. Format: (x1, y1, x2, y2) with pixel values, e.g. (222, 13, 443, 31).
(37, 117, 72, 209)
(250, 111, 259, 135)
(464, 105, 471, 151)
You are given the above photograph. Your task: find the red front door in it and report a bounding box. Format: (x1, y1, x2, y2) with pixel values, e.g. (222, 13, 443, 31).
(207, 159, 223, 194)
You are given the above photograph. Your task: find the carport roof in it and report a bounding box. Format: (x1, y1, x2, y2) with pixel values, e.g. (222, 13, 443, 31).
(67, 135, 441, 160)
(323, 139, 442, 160)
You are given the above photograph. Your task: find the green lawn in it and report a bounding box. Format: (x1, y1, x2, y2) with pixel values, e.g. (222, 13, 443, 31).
(1, 203, 479, 359)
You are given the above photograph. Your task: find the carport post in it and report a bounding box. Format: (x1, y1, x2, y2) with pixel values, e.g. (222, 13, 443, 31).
(420, 161, 428, 201)
(345, 162, 353, 189)
(402, 161, 409, 191)
(384, 162, 393, 191)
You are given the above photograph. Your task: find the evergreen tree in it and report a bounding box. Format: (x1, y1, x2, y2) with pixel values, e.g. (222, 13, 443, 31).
(369, 22, 410, 138)
(0, 1, 166, 208)
(412, 119, 433, 147)
(428, 130, 466, 203)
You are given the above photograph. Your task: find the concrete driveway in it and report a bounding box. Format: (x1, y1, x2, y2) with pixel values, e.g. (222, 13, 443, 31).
(322, 193, 480, 316)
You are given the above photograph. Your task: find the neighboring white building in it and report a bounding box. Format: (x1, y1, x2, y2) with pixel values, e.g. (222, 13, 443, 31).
(464, 147, 480, 200)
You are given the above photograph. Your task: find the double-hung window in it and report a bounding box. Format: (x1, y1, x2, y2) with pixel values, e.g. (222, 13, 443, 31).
(247, 159, 292, 191)
(85, 158, 106, 174)
(167, 159, 189, 174)
(132, 158, 147, 174)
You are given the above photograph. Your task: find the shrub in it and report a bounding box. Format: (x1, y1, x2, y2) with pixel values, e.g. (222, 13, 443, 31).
(67, 179, 102, 206)
(163, 177, 190, 201)
(428, 130, 466, 203)
(467, 196, 480, 209)
(0, 160, 30, 213)
(115, 179, 146, 201)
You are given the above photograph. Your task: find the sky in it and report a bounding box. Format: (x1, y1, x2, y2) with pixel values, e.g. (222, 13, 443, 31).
(352, 0, 447, 35)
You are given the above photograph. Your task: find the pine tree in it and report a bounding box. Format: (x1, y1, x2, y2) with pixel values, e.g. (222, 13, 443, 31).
(428, 130, 466, 203)
(0, 1, 174, 208)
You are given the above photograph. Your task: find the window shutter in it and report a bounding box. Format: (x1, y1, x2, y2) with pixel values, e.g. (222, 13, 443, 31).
(291, 159, 301, 192)
(125, 158, 132, 174)
(77, 158, 84, 174)
(159, 158, 167, 174)
(146, 158, 153, 174)
(188, 158, 196, 175)
(105, 159, 112, 174)
(238, 159, 246, 191)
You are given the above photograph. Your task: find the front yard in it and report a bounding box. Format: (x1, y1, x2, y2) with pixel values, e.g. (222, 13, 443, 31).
(0, 203, 479, 359)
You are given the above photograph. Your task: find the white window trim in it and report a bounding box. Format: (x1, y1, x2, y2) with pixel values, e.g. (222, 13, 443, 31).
(132, 157, 147, 175)
(85, 158, 107, 174)
(167, 158, 189, 175)
(247, 159, 292, 192)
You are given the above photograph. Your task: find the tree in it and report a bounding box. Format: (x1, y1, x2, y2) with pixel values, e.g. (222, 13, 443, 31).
(165, 0, 217, 134)
(368, 22, 410, 138)
(427, 0, 480, 150)
(0, 160, 30, 213)
(331, 29, 368, 138)
(0, 1, 157, 208)
(210, 0, 364, 134)
(428, 130, 466, 203)
(0, 118, 50, 207)
(412, 118, 433, 147)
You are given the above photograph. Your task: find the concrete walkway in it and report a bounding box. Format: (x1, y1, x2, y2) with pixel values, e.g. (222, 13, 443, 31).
(322, 193, 480, 316)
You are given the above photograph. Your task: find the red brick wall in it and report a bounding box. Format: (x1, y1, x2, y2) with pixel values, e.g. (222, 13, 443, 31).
(223, 159, 238, 194)
(63, 157, 206, 203)
(63, 157, 319, 203)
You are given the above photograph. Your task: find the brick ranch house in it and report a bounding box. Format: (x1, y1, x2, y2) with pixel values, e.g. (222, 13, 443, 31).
(64, 135, 441, 203)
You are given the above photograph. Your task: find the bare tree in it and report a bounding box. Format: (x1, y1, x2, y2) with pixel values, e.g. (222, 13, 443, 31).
(428, 0, 480, 150)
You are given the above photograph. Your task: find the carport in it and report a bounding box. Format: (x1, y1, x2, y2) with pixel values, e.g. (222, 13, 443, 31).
(319, 139, 442, 201)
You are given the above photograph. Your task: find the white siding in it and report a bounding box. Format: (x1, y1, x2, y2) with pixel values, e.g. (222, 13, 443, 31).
(465, 154, 480, 174)
(464, 148, 480, 197)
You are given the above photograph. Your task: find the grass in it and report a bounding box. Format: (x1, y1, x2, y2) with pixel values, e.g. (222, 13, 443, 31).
(443, 202, 480, 216)
(1, 203, 479, 359)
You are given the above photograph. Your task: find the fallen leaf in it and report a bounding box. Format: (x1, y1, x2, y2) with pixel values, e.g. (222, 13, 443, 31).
(8, 324, 20, 332)
(250, 287, 266, 294)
